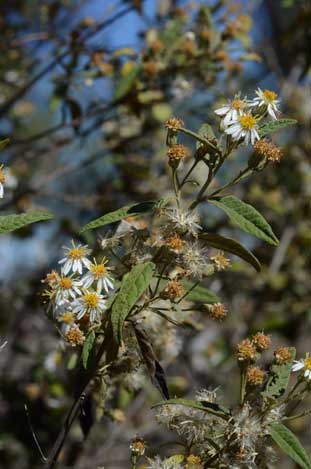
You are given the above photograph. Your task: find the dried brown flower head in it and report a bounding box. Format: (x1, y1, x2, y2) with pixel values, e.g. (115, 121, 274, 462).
(186, 454, 204, 469)
(206, 302, 228, 321)
(252, 332, 271, 351)
(143, 61, 159, 78)
(166, 233, 185, 252)
(130, 436, 146, 456)
(274, 346, 292, 364)
(246, 366, 266, 386)
(237, 339, 257, 362)
(167, 144, 190, 167)
(164, 117, 184, 131)
(254, 139, 283, 163)
(162, 280, 184, 300)
(211, 251, 231, 271)
(65, 326, 85, 346)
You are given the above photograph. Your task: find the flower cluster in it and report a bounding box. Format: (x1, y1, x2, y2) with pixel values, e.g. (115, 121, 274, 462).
(215, 88, 281, 145)
(42, 240, 114, 346)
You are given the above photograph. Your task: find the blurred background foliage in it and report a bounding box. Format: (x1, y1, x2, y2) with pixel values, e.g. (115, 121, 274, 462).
(0, 0, 310, 468)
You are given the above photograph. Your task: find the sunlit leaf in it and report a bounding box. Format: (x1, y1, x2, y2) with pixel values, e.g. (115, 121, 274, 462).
(199, 232, 261, 271)
(259, 118, 297, 137)
(80, 201, 157, 233)
(209, 196, 279, 245)
(111, 262, 155, 345)
(269, 422, 311, 469)
(0, 211, 54, 235)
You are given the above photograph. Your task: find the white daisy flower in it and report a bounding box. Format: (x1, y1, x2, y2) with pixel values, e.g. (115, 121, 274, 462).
(166, 208, 202, 236)
(292, 353, 311, 380)
(0, 164, 6, 198)
(59, 240, 91, 275)
(250, 88, 280, 119)
(82, 258, 114, 293)
(57, 310, 77, 334)
(72, 290, 106, 323)
(225, 113, 260, 145)
(54, 275, 82, 304)
(215, 98, 248, 125)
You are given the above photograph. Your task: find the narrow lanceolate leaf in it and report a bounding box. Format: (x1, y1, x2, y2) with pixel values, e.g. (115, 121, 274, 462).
(181, 280, 220, 304)
(82, 331, 96, 369)
(269, 422, 311, 469)
(199, 232, 261, 272)
(262, 348, 295, 400)
(209, 196, 279, 246)
(0, 211, 54, 235)
(111, 262, 155, 345)
(153, 398, 230, 420)
(0, 138, 10, 151)
(134, 325, 170, 399)
(114, 65, 141, 100)
(259, 118, 297, 137)
(80, 201, 157, 233)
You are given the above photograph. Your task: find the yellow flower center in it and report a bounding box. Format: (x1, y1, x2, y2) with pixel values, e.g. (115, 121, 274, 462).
(232, 99, 243, 110)
(69, 248, 84, 259)
(239, 114, 257, 130)
(60, 312, 75, 324)
(0, 169, 5, 184)
(59, 277, 73, 290)
(91, 264, 107, 278)
(304, 356, 311, 370)
(263, 89, 277, 102)
(83, 292, 99, 308)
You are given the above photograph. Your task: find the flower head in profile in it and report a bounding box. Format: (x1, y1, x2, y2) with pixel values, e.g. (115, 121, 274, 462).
(215, 97, 248, 125)
(292, 353, 311, 380)
(72, 290, 106, 323)
(0, 164, 6, 198)
(82, 257, 114, 293)
(225, 112, 260, 145)
(59, 240, 91, 275)
(57, 310, 76, 334)
(250, 88, 280, 119)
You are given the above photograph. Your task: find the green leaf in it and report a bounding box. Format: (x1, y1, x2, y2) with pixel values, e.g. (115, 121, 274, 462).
(196, 123, 216, 150)
(259, 118, 297, 137)
(0, 211, 54, 235)
(181, 280, 220, 303)
(80, 201, 157, 233)
(82, 331, 96, 369)
(199, 232, 261, 271)
(153, 398, 230, 420)
(111, 262, 155, 345)
(269, 422, 311, 469)
(262, 348, 295, 400)
(114, 65, 141, 100)
(209, 196, 279, 246)
(165, 455, 185, 464)
(0, 138, 10, 151)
